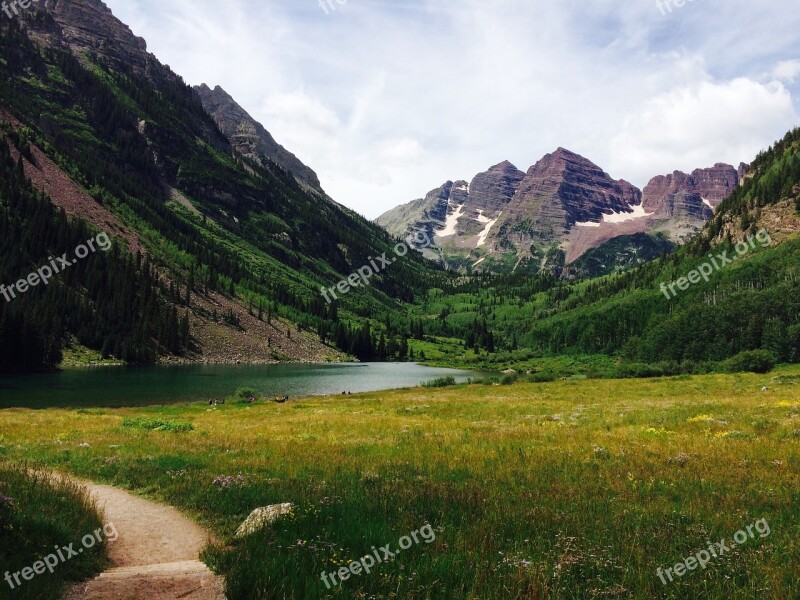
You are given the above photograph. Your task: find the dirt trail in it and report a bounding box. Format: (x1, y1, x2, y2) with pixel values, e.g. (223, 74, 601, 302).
(62, 479, 226, 600)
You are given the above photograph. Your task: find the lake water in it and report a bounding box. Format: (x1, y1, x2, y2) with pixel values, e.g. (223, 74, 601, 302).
(0, 363, 479, 409)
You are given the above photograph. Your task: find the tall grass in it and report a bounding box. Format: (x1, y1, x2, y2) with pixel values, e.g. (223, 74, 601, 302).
(0, 467, 107, 599)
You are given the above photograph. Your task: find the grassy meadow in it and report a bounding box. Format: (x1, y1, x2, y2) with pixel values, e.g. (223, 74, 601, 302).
(1, 368, 800, 598)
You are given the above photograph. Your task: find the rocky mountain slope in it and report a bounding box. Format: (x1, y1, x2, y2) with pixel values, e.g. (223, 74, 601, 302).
(378, 150, 746, 273)
(195, 84, 322, 193)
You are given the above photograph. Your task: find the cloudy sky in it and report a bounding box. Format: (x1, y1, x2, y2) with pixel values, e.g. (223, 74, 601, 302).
(104, 0, 800, 219)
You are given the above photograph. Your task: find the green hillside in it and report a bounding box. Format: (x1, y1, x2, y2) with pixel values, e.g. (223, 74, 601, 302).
(0, 14, 451, 371)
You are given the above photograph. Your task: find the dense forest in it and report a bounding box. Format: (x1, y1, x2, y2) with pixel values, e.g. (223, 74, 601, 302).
(0, 137, 190, 371)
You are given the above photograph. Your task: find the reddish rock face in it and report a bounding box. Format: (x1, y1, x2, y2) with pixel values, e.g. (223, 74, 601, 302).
(692, 163, 742, 204)
(643, 163, 742, 218)
(499, 148, 641, 242)
(465, 161, 525, 215)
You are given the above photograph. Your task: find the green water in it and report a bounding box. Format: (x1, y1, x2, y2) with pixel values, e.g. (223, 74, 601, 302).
(0, 363, 480, 409)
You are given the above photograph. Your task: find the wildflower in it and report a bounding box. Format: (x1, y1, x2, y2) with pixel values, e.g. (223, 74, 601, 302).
(212, 475, 245, 488)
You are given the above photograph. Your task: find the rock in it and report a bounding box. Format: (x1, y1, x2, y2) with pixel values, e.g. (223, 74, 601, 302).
(503, 148, 642, 243)
(195, 84, 322, 193)
(235, 504, 295, 539)
(643, 164, 742, 215)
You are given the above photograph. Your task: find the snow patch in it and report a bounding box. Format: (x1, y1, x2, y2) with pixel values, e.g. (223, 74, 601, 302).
(477, 212, 501, 247)
(575, 203, 653, 228)
(472, 257, 486, 268)
(602, 203, 652, 224)
(438, 204, 465, 237)
(702, 197, 715, 211)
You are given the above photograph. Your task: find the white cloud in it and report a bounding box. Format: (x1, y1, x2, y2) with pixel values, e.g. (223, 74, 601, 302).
(772, 59, 800, 83)
(103, 0, 800, 218)
(609, 78, 796, 183)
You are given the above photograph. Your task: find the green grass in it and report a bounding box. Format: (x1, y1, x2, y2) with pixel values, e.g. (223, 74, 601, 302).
(0, 467, 107, 599)
(121, 417, 195, 432)
(1, 368, 800, 598)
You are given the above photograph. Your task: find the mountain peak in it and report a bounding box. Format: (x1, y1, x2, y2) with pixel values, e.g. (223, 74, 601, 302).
(195, 84, 322, 193)
(489, 160, 520, 172)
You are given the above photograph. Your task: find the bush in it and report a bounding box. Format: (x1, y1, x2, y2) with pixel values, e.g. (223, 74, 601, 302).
(724, 350, 777, 374)
(499, 373, 518, 385)
(618, 363, 665, 379)
(421, 376, 456, 388)
(233, 388, 258, 404)
(527, 372, 557, 383)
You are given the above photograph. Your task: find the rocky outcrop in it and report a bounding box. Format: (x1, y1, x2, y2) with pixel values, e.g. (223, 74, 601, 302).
(32, 0, 161, 79)
(499, 148, 642, 243)
(644, 164, 742, 215)
(465, 161, 525, 215)
(195, 84, 322, 193)
(376, 181, 453, 243)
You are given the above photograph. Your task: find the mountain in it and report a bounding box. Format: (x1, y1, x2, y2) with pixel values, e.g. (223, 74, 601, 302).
(0, 0, 444, 371)
(194, 84, 322, 193)
(377, 150, 745, 273)
(409, 128, 800, 372)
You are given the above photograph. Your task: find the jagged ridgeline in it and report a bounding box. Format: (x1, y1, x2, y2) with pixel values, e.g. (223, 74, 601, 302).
(0, 9, 451, 369)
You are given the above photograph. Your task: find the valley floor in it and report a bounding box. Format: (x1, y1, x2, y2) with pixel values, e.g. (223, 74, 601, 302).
(2, 368, 799, 598)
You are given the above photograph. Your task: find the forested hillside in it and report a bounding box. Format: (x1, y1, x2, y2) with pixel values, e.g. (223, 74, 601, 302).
(0, 9, 451, 371)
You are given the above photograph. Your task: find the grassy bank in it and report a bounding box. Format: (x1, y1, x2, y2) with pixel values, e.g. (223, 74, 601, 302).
(0, 468, 107, 599)
(1, 369, 799, 598)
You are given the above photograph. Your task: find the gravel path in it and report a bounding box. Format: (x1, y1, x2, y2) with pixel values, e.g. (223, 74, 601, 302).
(62, 479, 226, 600)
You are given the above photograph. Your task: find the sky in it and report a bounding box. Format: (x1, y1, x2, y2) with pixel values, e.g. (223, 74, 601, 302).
(103, 0, 800, 219)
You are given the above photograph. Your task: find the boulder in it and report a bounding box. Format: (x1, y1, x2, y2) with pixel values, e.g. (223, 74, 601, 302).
(235, 503, 295, 539)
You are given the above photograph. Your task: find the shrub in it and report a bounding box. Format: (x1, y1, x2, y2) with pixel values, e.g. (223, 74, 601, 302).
(618, 363, 665, 379)
(499, 373, 518, 385)
(526, 372, 556, 383)
(421, 376, 456, 388)
(724, 350, 777, 374)
(233, 387, 258, 404)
